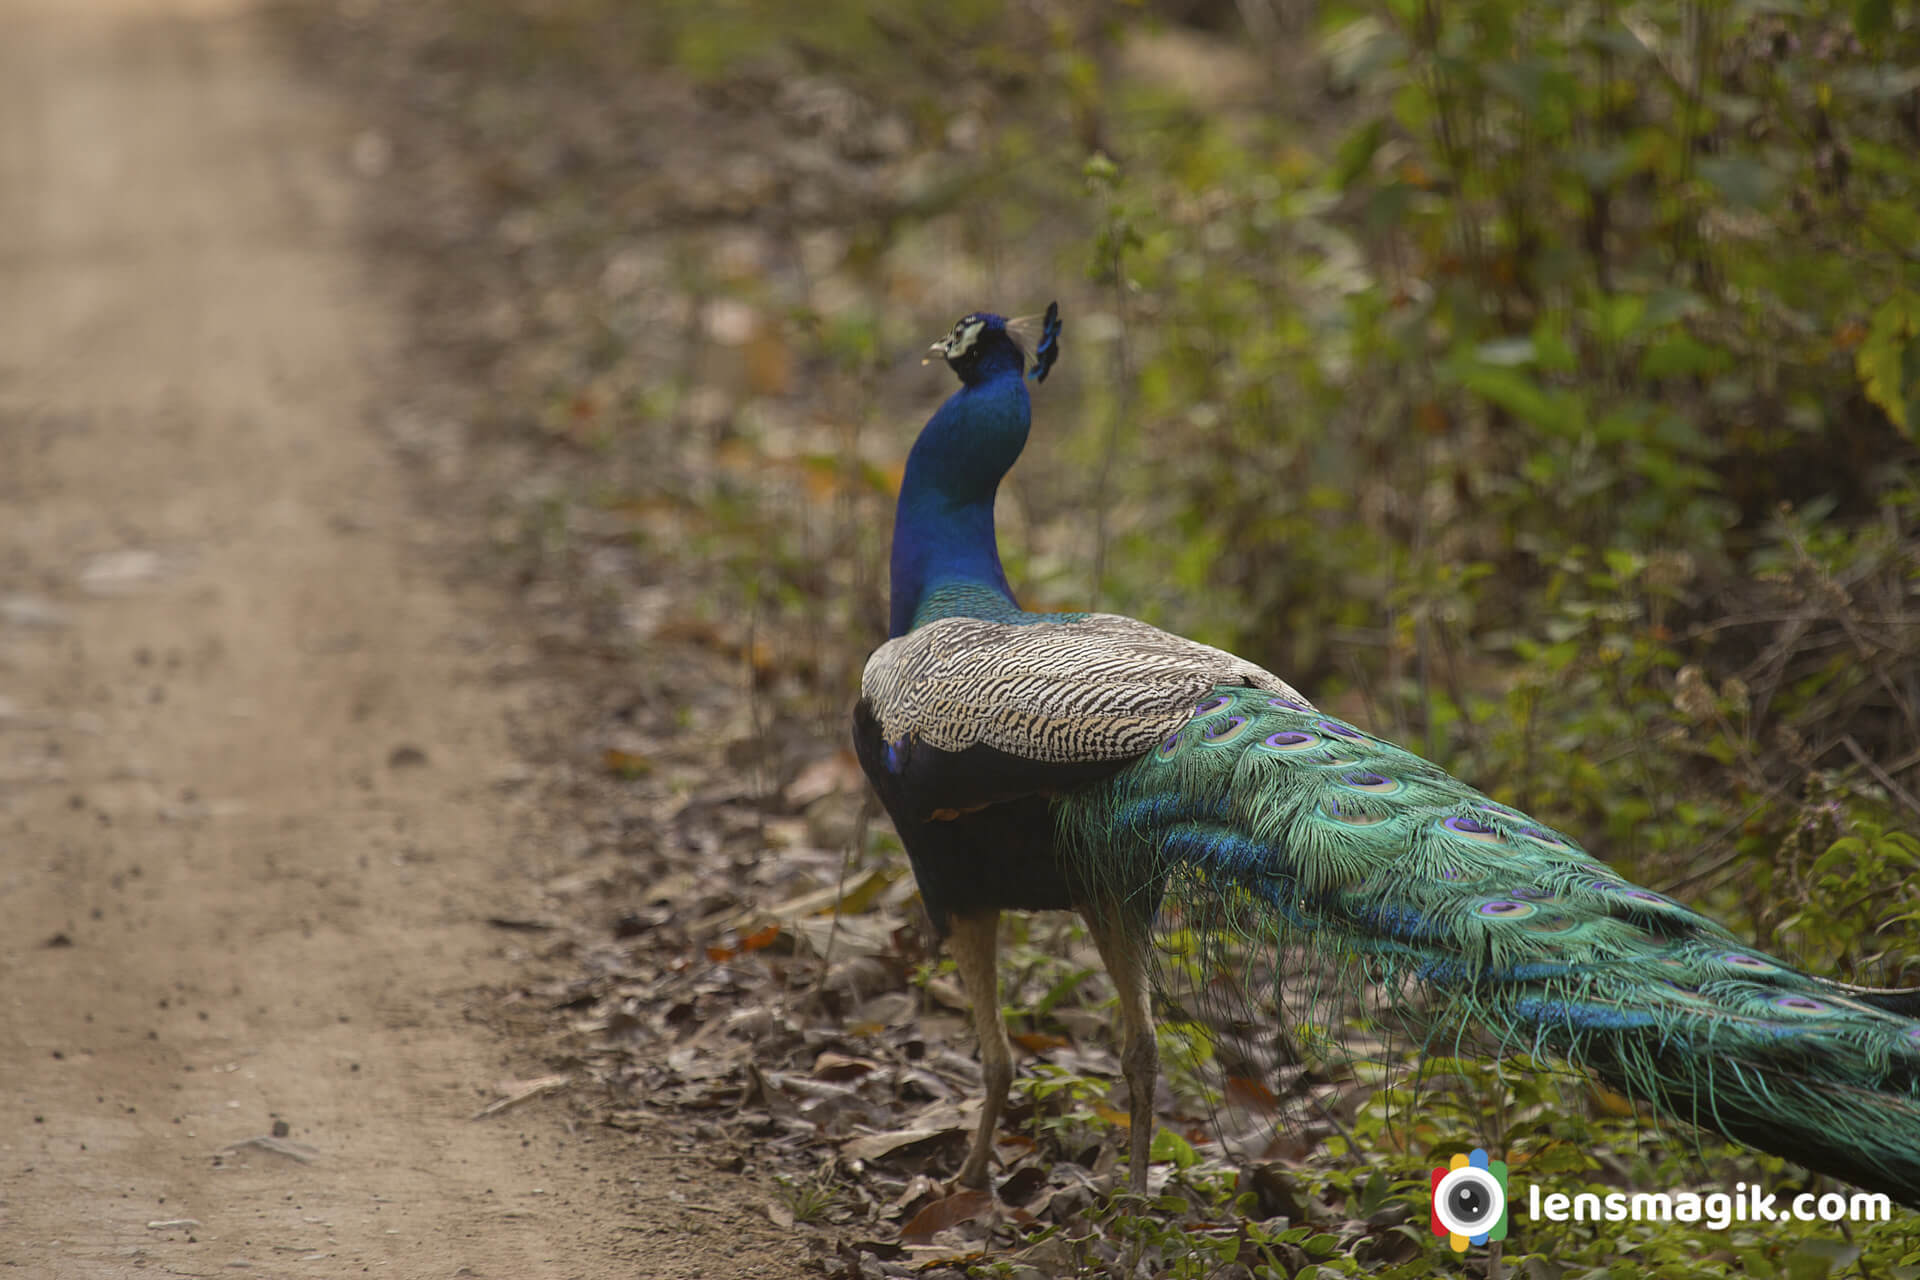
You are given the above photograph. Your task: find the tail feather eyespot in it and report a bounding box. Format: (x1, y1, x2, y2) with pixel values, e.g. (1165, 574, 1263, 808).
(1441, 815, 1504, 844)
(1201, 715, 1251, 744)
(1262, 730, 1319, 752)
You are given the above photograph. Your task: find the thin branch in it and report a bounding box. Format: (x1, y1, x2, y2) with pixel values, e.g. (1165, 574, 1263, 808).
(1840, 735, 1920, 824)
(815, 790, 877, 996)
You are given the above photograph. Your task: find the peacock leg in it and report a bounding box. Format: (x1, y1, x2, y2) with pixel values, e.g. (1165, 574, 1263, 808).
(948, 909, 1010, 1191)
(1083, 909, 1157, 1195)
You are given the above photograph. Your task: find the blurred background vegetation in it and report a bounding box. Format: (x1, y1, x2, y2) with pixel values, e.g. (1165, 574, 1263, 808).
(306, 0, 1920, 1272)
(415, 0, 1920, 979)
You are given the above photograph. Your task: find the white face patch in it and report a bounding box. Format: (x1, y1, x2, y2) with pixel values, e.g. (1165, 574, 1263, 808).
(934, 316, 987, 361)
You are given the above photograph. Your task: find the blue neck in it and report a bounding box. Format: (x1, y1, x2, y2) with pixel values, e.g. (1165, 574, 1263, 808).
(888, 358, 1030, 638)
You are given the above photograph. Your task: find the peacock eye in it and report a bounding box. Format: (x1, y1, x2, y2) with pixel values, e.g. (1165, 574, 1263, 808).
(1262, 730, 1318, 752)
(1202, 715, 1248, 742)
(1440, 815, 1503, 844)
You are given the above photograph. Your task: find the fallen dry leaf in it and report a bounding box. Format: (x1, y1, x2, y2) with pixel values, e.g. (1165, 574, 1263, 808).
(841, 1124, 965, 1163)
(812, 1051, 880, 1082)
(1010, 1031, 1069, 1054)
(886, 1174, 938, 1217)
(602, 747, 653, 778)
(1225, 1073, 1279, 1113)
(897, 1188, 992, 1245)
(783, 749, 863, 808)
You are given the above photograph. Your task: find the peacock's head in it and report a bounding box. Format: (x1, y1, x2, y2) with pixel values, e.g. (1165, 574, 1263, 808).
(927, 303, 1061, 387)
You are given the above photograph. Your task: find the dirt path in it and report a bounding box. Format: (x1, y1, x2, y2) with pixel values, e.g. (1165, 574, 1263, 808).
(0, 3, 799, 1276)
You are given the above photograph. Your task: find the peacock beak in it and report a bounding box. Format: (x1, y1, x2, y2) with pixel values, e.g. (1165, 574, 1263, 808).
(923, 341, 946, 365)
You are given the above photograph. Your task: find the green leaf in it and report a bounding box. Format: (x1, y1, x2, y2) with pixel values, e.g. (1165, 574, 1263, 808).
(1303, 1232, 1341, 1257)
(1644, 288, 1707, 328)
(1855, 0, 1893, 41)
(1641, 333, 1729, 380)
(1787, 1237, 1862, 1280)
(1532, 321, 1578, 373)
(1150, 1127, 1199, 1170)
(1697, 154, 1782, 209)
(1858, 292, 1920, 438)
(1081, 151, 1120, 186)
(1032, 966, 1097, 1017)
(1591, 293, 1648, 345)
(1333, 118, 1386, 190)
(1570, 143, 1637, 188)
(1482, 58, 1549, 112)
(1356, 1169, 1393, 1216)
(1602, 548, 1644, 580)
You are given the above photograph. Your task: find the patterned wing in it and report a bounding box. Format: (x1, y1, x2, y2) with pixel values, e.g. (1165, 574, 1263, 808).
(861, 613, 1307, 766)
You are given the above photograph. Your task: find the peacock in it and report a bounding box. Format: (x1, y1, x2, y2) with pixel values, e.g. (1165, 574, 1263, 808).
(851, 304, 1920, 1208)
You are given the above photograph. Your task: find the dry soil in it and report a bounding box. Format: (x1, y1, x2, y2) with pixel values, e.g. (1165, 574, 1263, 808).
(0, 2, 802, 1276)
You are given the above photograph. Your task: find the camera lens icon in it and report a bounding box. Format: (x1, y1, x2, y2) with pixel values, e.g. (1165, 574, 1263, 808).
(1430, 1148, 1509, 1251)
(1435, 1165, 1503, 1234)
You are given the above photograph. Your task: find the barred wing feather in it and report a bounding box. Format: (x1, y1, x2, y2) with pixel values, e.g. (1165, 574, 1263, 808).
(861, 613, 1306, 766)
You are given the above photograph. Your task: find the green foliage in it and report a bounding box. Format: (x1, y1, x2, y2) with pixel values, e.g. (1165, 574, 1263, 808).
(1012, 1063, 1115, 1158)
(1860, 291, 1920, 437)
(1036, 1, 1920, 984)
(772, 1168, 843, 1224)
(1032, 3, 1918, 1267)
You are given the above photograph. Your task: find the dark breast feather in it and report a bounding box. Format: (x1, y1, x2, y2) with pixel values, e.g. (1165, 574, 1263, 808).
(852, 697, 1125, 929)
